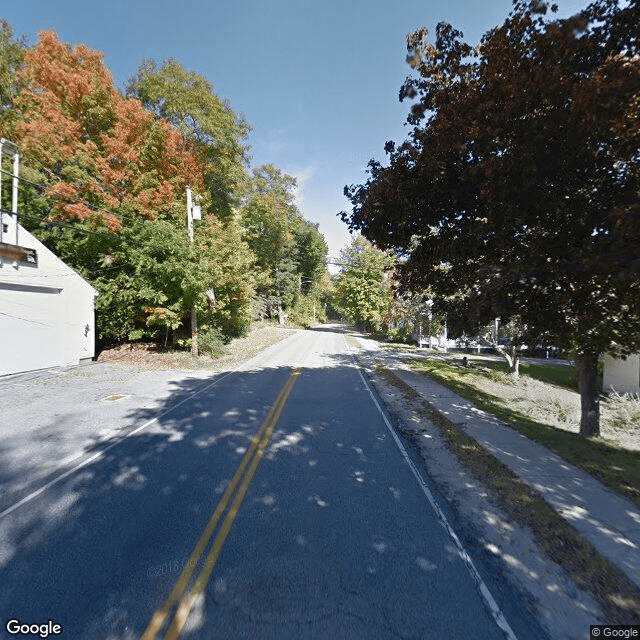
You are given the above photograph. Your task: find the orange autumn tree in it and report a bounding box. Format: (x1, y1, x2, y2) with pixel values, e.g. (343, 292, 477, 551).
(14, 30, 122, 229)
(14, 30, 202, 227)
(10, 30, 253, 347)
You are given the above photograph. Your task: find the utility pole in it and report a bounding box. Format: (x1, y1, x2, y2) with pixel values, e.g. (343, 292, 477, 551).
(0, 138, 20, 247)
(186, 186, 201, 357)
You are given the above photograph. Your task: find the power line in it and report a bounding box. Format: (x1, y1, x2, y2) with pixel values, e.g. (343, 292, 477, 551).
(1, 208, 132, 245)
(326, 257, 349, 267)
(0, 166, 140, 225)
(89, 262, 133, 274)
(1, 208, 143, 275)
(0, 310, 52, 327)
(0, 160, 181, 277)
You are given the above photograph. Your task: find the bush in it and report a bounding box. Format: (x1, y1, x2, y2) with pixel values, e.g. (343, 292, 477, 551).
(604, 391, 640, 434)
(386, 326, 413, 344)
(197, 326, 227, 358)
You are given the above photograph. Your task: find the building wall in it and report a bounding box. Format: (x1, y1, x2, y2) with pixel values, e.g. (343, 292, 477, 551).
(603, 353, 640, 396)
(0, 219, 97, 376)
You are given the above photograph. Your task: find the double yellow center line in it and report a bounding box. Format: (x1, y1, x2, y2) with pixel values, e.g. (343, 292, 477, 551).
(142, 368, 301, 640)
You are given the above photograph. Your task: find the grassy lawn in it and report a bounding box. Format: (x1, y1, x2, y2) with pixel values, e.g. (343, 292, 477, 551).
(471, 358, 577, 389)
(409, 357, 640, 510)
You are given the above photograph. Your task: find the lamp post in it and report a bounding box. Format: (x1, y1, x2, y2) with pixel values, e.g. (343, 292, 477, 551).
(186, 187, 201, 356)
(426, 298, 433, 349)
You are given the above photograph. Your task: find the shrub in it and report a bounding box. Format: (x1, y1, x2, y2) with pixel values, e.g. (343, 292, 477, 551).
(197, 326, 227, 358)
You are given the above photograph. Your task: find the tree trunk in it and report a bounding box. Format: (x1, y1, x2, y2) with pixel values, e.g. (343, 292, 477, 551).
(576, 353, 600, 437)
(191, 306, 198, 356)
(484, 333, 520, 377)
(509, 347, 520, 377)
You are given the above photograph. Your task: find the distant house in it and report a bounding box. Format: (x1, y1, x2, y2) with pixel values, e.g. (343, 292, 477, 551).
(603, 353, 640, 396)
(0, 216, 97, 376)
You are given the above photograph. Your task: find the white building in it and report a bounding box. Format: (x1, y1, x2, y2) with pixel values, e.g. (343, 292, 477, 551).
(0, 220, 98, 376)
(0, 138, 98, 375)
(0, 138, 97, 376)
(603, 353, 640, 396)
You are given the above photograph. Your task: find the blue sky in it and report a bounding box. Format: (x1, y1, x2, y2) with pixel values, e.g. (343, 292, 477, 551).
(4, 0, 590, 261)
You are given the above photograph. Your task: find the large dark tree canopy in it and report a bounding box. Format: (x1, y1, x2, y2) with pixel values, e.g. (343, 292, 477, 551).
(342, 0, 640, 436)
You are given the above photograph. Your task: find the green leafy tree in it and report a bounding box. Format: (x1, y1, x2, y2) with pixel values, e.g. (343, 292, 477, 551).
(287, 218, 329, 327)
(198, 213, 255, 338)
(126, 58, 250, 218)
(0, 20, 26, 131)
(240, 164, 297, 273)
(92, 215, 253, 344)
(126, 58, 257, 339)
(293, 219, 329, 290)
(240, 164, 327, 324)
(94, 220, 193, 343)
(334, 236, 395, 332)
(343, 0, 640, 436)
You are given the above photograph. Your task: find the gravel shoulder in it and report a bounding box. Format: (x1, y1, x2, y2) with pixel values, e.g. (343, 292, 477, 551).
(1, 323, 299, 514)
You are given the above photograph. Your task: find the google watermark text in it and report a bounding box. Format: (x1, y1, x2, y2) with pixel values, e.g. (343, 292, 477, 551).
(591, 626, 640, 639)
(6, 619, 62, 638)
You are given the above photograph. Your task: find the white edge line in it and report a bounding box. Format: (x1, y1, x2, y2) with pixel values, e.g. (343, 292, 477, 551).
(2, 330, 303, 519)
(0, 347, 281, 521)
(349, 341, 518, 640)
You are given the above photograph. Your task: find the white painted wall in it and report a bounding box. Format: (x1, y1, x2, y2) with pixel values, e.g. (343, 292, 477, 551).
(0, 216, 97, 376)
(603, 353, 640, 395)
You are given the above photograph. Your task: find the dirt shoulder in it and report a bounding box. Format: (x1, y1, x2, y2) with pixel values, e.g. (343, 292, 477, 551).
(96, 323, 299, 371)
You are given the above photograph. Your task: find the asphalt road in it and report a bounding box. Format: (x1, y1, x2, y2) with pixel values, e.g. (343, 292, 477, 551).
(1, 326, 541, 639)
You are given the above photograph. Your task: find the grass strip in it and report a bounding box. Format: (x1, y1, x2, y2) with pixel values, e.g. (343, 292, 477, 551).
(374, 362, 640, 625)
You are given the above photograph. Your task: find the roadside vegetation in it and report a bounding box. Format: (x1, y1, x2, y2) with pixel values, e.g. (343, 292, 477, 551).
(97, 321, 297, 370)
(0, 21, 329, 355)
(408, 356, 640, 509)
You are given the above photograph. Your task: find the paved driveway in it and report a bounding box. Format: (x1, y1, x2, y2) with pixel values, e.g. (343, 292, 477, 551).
(1, 362, 219, 514)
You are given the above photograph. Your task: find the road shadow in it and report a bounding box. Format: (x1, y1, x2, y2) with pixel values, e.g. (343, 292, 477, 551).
(0, 355, 553, 639)
(0, 360, 464, 638)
